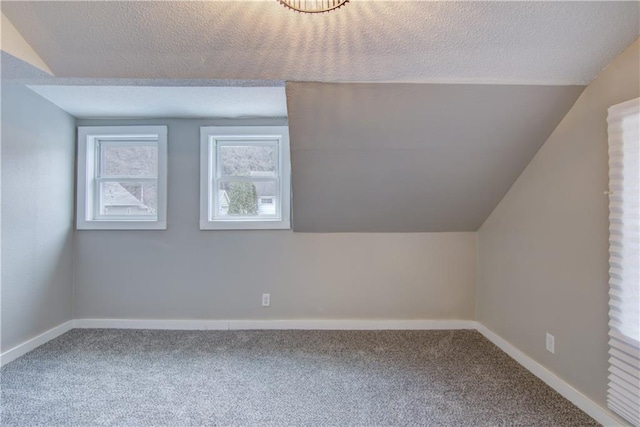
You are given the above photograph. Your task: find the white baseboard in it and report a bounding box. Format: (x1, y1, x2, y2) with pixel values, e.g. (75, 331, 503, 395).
(229, 319, 477, 330)
(0, 320, 74, 367)
(74, 318, 477, 331)
(73, 318, 229, 330)
(476, 323, 627, 427)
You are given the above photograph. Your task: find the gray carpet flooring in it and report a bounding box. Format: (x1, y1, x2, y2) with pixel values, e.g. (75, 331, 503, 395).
(1, 329, 597, 426)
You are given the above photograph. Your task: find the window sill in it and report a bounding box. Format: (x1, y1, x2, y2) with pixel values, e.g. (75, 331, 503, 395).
(199, 219, 290, 230)
(76, 220, 167, 230)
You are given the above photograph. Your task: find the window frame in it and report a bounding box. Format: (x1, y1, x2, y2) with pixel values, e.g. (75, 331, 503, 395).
(200, 126, 291, 230)
(76, 126, 168, 230)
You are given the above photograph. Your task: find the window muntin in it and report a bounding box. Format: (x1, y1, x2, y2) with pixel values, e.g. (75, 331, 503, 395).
(200, 126, 290, 230)
(77, 126, 167, 230)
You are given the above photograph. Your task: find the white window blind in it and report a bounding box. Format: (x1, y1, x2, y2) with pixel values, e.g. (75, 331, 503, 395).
(608, 97, 640, 427)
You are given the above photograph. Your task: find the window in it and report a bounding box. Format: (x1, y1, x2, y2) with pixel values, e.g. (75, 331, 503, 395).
(200, 126, 291, 230)
(607, 98, 639, 426)
(76, 126, 168, 230)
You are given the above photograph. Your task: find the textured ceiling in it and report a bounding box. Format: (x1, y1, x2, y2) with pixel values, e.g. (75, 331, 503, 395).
(288, 83, 584, 232)
(26, 85, 287, 119)
(2, 1, 638, 84)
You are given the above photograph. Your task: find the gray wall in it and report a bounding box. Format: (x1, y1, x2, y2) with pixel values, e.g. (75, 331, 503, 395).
(477, 39, 639, 409)
(74, 119, 476, 321)
(1, 84, 75, 352)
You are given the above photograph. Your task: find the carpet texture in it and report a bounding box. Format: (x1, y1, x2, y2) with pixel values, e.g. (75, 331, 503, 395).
(1, 329, 597, 426)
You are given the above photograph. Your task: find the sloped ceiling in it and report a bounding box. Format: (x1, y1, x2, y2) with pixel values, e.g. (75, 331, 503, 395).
(0, 12, 52, 75)
(1, 1, 637, 232)
(287, 83, 584, 232)
(1, 1, 638, 84)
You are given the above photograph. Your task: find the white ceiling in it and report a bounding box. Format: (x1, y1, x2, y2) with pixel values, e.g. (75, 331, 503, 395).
(27, 85, 287, 119)
(2, 1, 638, 85)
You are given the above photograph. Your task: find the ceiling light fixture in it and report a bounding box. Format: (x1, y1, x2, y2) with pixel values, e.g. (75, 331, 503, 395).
(278, 0, 349, 13)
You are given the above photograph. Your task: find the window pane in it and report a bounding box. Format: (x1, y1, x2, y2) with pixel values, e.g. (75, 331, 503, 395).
(99, 181, 157, 217)
(101, 144, 157, 177)
(219, 144, 276, 177)
(217, 181, 277, 217)
(618, 113, 640, 341)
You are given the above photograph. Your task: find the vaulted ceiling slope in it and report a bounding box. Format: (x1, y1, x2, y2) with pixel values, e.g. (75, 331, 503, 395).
(2, 1, 638, 84)
(287, 83, 584, 232)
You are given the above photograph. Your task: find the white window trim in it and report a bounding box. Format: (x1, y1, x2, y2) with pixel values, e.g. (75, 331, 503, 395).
(76, 126, 168, 230)
(200, 126, 291, 230)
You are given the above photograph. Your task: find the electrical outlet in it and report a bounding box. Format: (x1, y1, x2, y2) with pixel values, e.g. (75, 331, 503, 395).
(262, 293, 270, 307)
(546, 333, 555, 354)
